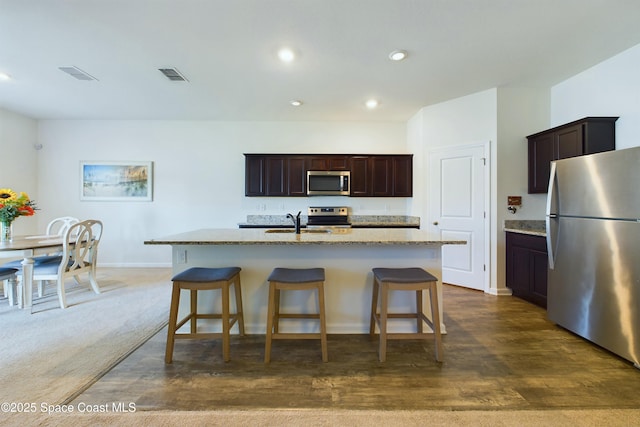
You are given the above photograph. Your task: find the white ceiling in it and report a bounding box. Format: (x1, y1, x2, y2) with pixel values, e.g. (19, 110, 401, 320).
(2, 0, 640, 122)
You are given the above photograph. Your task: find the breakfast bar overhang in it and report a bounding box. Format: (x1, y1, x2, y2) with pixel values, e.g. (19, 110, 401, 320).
(144, 228, 465, 334)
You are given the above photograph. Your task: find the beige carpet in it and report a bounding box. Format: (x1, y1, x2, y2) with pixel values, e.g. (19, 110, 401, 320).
(0, 268, 171, 406)
(4, 408, 640, 426)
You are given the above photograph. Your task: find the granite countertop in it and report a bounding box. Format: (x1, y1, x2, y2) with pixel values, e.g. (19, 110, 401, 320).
(144, 228, 465, 246)
(504, 220, 546, 237)
(350, 215, 420, 228)
(238, 214, 420, 228)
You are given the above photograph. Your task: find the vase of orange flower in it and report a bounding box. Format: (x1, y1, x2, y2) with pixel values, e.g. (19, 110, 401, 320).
(0, 188, 37, 242)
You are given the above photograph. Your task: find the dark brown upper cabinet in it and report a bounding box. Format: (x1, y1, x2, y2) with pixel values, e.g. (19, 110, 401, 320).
(307, 155, 350, 171)
(527, 117, 618, 193)
(371, 156, 393, 196)
(287, 157, 307, 196)
(349, 156, 371, 197)
(350, 155, 413, 197)
(244, 154, 413, 197)
(392, 155, 413, 197)
(264, 156, 288, 196)
(245, 155, 266, 196)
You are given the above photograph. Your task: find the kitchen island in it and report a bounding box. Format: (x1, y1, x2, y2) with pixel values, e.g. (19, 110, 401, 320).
(145, 228, 465, 334)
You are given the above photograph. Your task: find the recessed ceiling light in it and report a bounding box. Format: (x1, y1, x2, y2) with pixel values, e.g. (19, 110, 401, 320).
(365, 99, 379, 109)
(290, 100, 303, 106)
(388, 50, 408, 61)
(0, 72, 11, 81)
(278, 48, 296, 63)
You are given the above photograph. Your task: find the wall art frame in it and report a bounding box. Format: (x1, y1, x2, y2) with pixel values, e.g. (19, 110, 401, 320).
(80, 161, 153, 201)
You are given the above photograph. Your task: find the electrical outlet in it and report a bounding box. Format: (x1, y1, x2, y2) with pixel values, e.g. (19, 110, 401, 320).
(177, 249, 187, 264)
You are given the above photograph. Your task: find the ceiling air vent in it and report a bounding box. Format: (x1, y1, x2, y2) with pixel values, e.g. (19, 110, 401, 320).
(58, 66, 98, 81)
(158, 68, 188, 82)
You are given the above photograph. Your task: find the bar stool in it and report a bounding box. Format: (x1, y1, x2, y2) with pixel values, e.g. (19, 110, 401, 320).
(165, 267, 244, 363)
(265, 267, 328, 363)
(369, 267, 442, 362)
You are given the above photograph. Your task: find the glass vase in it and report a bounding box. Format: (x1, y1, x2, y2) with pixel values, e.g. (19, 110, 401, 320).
(1, 221, 12, 243)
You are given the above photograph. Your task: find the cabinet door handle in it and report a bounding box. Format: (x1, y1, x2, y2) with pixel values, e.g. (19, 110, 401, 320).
(432, 221, 439, 226)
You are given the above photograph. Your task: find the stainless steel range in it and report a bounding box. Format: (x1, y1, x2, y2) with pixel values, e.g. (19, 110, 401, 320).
(307, 206, 350, 228)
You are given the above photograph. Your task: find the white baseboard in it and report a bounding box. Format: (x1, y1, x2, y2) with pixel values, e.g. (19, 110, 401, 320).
(97, 263, 172, 268)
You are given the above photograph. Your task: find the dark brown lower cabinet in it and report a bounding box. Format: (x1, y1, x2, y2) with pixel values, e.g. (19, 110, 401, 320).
(505, 232, 548, 308)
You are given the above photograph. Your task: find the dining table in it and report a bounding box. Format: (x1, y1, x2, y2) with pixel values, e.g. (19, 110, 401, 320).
(0, 234, 66, 309)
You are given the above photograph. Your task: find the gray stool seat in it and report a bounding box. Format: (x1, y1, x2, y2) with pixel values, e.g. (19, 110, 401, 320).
(172, 266, 241, 283)
(268, 267, 325, 283)
(265, 267, 328, 363)
(372, 267, 437, 283)
(370, 267, 442, 362)
(165, 266, 244, 363)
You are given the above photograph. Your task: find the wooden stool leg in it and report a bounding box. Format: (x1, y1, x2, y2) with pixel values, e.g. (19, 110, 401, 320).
(273, 287, 281, 333)
(190, 289, 198, 334)
(318, 282, 328, 362)
(369, 277, 379, 335)
(222, 283, 231, 362)
(416, 289, 424, 333)
(378, 282, 389, 362)
(429, 284, 443, 362)
(264, 282, 276, 363)
(233, 274, 245, 335)
(165, 284, 181, 364)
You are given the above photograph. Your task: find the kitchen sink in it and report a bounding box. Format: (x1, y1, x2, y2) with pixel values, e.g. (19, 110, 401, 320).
(264, 229, 332, 234)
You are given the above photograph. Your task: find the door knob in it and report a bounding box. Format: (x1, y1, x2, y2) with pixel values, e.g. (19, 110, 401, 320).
(432, 221, 439, 226)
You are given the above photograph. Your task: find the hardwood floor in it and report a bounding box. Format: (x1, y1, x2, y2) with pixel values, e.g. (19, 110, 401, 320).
(71, 283, 640, 411)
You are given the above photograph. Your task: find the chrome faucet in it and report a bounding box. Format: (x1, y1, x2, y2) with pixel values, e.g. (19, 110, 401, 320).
(287, 211, 302, 234)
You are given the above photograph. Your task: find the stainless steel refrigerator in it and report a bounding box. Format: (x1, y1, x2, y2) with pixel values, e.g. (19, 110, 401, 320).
(546, 146, 640, 368)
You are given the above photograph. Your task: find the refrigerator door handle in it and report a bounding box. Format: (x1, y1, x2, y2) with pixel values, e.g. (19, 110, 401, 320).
(546, 162, 558, 269)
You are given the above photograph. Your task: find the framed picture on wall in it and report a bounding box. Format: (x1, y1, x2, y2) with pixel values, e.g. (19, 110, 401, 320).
(80, 161, 153, 201)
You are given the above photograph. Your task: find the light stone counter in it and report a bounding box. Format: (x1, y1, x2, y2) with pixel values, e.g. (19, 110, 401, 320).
(503, 220, 546, 237)
(145, 228, 465, 335)
(144, 227, 463, 246)
(238, 214, 421, 228)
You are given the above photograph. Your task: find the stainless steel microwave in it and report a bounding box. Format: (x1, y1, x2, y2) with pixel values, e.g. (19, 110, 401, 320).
(307, 170, 350, 196)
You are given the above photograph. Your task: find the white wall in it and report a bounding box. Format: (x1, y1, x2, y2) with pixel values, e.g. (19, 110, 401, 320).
(495, 87, 550, 291)
(552, 43, 640, 150)
(496, 88, 550, 220)
(0, 108, 39, 235)
(408, 88, 551, 294)
(36, 120, 407, 266)
(407, 89, 499, 291)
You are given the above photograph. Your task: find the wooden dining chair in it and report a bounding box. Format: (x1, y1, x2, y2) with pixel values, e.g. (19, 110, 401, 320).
(39, 216, 82, 295)
(18, 219, 103, 309)
(46, 216, 81, 236)
(1, 216, 81, 268)
(0, 267, 18, 306)
(2, 216, 82, 301)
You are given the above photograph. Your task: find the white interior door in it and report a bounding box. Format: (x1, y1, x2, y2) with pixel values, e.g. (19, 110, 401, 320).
(428, 143, 489, 291)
